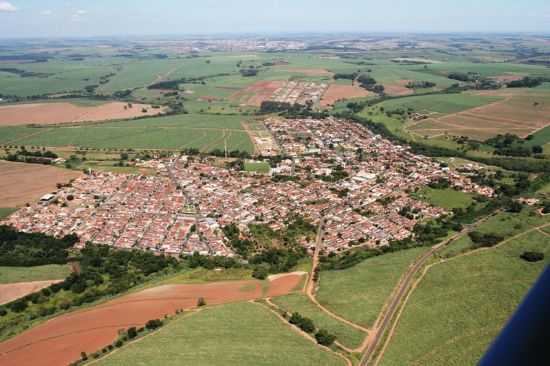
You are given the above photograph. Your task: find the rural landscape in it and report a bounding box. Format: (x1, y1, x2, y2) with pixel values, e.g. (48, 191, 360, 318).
(1, 1, 550, 366)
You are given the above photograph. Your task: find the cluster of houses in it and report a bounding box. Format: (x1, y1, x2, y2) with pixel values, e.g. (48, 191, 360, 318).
(2, 117, 494, 256)
(270, 81, 329, 107)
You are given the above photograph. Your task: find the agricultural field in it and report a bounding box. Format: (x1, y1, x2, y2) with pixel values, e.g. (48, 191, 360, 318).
(317, 247, 428, 327)
(0, 208, 16, 220)
(0, 101, 165, 126)
(378, 229, 550, 366)
(272, 293, 366, 349)
(0, 114, 255, 153)
(97, 302, 345, 366)
(0, 161, 80, 208)
(0, 274, 305, 366)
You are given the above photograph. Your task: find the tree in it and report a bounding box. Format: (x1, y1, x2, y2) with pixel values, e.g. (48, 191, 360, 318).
(315, 329, 336, 346)
(520, 251, 544, 262)
(197, 297, 206, 307)
(80, 352, 88, 361)
(532, 145, 543, 154)
(127, 327, 138, 339)
(145, 319, 163, 330)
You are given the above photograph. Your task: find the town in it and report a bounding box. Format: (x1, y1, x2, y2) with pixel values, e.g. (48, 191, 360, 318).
(2, 117, 493, 257)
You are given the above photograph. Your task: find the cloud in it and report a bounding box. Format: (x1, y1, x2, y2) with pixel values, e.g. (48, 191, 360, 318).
(41, 10, 53, 16)
(0, 1, 16, 12)
(71, 9, 88, 22)
(75, 9, 87, 16)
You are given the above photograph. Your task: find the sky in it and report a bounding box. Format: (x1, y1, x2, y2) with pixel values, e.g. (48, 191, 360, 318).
(0, 0, 549, 38)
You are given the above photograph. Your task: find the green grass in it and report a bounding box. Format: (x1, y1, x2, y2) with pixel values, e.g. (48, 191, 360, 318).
(272, 293, 366, 349)
(317, 247, 428, 327)
(157, 267, 254, 285)
(244, 161, 271, 173)
(476, 208, 548, 239)
(97, 302, 345, 366)
(0, 265, 71, 284)
(416, 188, 474, 210)
(0, 114, 254, 153)
(0, 208, 16, 219)
(379, 230, 550, 366)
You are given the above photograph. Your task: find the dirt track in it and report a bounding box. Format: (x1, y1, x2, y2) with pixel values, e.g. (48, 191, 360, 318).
(0, 274, 303, 366)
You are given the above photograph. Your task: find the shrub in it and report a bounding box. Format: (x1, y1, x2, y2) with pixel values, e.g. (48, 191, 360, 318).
(289, 312, 315, 333)
(145, 319, 163, 330)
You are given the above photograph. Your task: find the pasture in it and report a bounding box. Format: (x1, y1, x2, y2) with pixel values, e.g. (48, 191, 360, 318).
(378, 230, 550, 366)
(0, 114, 255, 153)
(97, 302, 345, 366)
(317, 247, 427, 328)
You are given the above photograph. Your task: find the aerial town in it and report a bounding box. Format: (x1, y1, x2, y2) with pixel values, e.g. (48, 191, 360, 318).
(2, 117, 493, 257)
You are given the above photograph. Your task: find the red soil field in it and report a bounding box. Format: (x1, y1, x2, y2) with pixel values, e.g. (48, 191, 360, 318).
(0, 281, 63, 305)
(0, 273, 304, 366)
(0, 102, 166, 126)
(278, 67, 334, 77)
(321, 84, 373, 107)
(0, 161, 81, 208)
(230, 81, 286, 107)
(383, 80, 414, 96)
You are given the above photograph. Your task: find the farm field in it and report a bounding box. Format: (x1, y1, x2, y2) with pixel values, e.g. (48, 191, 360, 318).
(272, 293, 366, 349)
(0, 273, 304, 366)
(0, 265, 71, 285)
(317, 247, 428, 328)
(0, 208, 16, 219)
(321, 84, 373, 107)
(408, 90, 550, 140)
(0, 114, 255, 153)
(97, 302, 345, 366)
(0, 101, 165, 126)
(415, 187, 474, 210)
(378, 230, 550, 366)
(0, 280, 65, 306)
(0, 161, 80, 208)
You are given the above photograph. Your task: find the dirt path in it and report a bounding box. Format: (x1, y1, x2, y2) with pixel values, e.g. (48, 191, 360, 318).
(371, 220, 549, 366)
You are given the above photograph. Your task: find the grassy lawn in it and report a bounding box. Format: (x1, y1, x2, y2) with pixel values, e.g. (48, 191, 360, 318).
(416, 187, 474, 210)
(0, 265, 71, 284)
(0, 208, 17, 219)
(244, 161, 271, 173)
(155, 267, 253, 285)
(317, 247, 428, 328)
(272, 293, 366, 349)
(97, 302, 345, 366)
(379, 230, 550, 366)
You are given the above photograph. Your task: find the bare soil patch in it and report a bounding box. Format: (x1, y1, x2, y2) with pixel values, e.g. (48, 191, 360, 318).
(230, 80, 286, 107)
(278, 67, 334, 77)
(383, 80, 414, 96)
(0, 273, 304, 366)
(0, 281, 63, 305)
(0, 161, 81, 208)
(0, 102, 166, 126)
(490, 74, 524, 83)
(321, 84, 373, 107)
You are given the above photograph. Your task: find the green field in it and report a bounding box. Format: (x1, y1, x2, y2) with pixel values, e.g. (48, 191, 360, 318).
(272, 293, 366, 349)
(244, 161, 271, 173)
(0, 265, 71, 284)
(379, 230, 550, 366)
(0, 208, 16, 219)
(416, 188, 474, 210)
(97, 302, 345, 366)
(365, 93, 502, 115)
(317, 247, 427, 328)
(0, 114, 255, 152)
